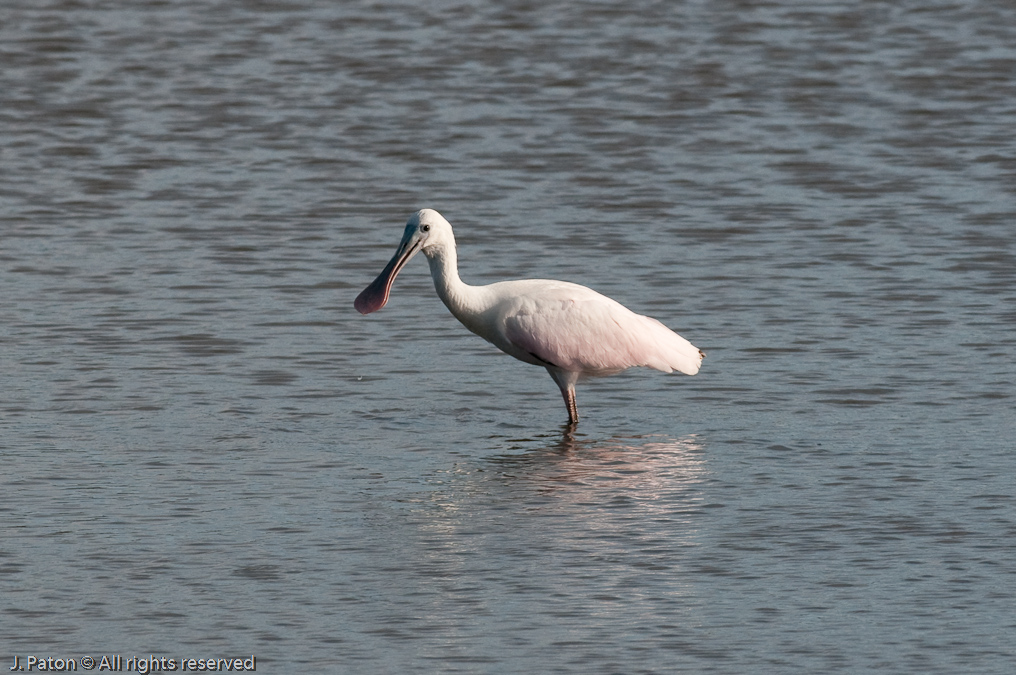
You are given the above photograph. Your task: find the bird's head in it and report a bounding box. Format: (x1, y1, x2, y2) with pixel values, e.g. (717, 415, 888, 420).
(408, 208, 455, 256)
(353, 209, 454, 315)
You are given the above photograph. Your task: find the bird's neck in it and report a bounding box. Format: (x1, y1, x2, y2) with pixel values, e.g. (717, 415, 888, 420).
(424, 242, 484, 323)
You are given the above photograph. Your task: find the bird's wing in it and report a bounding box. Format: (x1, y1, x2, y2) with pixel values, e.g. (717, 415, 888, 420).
(501, 284, 702, 376)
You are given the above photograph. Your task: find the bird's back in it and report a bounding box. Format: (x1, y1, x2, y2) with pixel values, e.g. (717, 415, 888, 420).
(485, 279, 703, 377)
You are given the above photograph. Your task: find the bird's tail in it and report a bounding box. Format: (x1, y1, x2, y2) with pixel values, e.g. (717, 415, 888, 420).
(641, 316, 704, 376)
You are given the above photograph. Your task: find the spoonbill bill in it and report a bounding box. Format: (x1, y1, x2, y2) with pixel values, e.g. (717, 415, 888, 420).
(354, 209, 704, 424)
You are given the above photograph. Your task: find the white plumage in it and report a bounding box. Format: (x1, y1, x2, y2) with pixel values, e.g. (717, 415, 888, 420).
(355, 209, 704, 424)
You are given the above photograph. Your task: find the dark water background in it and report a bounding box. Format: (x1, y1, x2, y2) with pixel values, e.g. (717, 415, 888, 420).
(2, 1, 1015, 672)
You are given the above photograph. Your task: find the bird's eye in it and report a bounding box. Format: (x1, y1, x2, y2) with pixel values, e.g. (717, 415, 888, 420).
(421, 224, 430, 232)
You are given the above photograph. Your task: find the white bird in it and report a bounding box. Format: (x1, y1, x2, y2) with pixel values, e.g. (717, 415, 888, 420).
(354, 209, 704, 424)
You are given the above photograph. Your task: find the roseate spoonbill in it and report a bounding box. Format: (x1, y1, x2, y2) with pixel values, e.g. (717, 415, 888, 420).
(354, 209, 704, 424)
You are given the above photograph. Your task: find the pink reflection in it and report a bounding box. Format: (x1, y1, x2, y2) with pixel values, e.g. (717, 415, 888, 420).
(484, 433, 709, 519)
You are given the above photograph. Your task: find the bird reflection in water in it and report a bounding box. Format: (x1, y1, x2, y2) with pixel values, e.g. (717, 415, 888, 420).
(401, 430, 710, 589)
(481, 430, 709, 518)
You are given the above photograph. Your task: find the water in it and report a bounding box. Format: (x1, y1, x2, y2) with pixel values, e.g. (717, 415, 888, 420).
(2, 0, 1015, 672)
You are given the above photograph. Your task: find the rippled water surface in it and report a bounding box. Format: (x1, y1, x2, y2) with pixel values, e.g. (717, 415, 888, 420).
(3, 1, 1015, 672)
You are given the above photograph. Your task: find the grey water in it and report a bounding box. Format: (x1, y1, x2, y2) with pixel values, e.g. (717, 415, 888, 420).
(2, 0, 1015, 672)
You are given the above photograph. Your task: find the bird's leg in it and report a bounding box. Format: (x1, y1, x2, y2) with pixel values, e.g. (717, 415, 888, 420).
(547, 367, 581, 425)
(562, 385, 579, 425)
